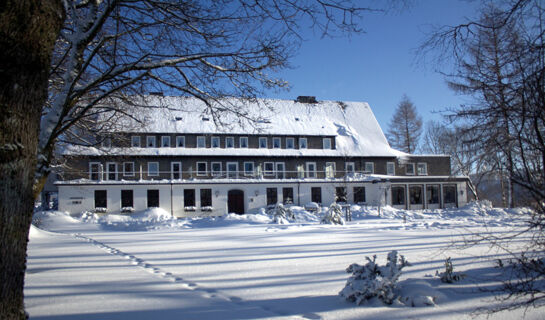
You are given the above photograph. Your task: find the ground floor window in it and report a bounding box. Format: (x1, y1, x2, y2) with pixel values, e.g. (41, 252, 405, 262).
(121, 190, 133, 208)
(283, 187, 294, 204)
(426, 185, 440, 204)
(409, 185, 423, 205)
(443, 185, 457, 204)
(335, 187, 347, 203)
(94, 190, 107, 208)
(147, 189, 159, 207)
(391, 186, 405, 205)
(353, 187, 366, 203)
(184, 189, 196, 207)
(311, 187, 322, 204)
(267, 188, 277, 205)
(200, 189, 212, 207)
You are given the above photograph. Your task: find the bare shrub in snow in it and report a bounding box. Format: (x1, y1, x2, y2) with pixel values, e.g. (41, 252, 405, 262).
(339, 250, 410, 305)
(437, 257, 465, 283)
(321, 203, 345, 225)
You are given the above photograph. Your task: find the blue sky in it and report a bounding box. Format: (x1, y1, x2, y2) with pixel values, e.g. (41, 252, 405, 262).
(266, 0, 480, 132)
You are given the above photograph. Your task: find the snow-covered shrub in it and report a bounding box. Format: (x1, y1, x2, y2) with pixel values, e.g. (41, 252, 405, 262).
(304, 202, 321, 214)
(272, 203, 294, 224)
(437, 257, 465, 283)
(121, 207, 134, 213)
(321, 202, 345, 225)
(94, 207, 107, 213)
(339, 250, 411, 305)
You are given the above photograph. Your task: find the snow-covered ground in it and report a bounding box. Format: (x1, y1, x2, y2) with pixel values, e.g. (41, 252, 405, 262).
(25, 202, 541, 319)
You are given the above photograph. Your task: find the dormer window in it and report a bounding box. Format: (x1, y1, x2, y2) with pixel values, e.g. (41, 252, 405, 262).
(406, 163, 415, 175)
(323, 138, 332, 149)
(259, 137, 267, 148)
(417, 163, 428, 175)
(197, 136, 206, 148)
(146, 136, 156, 148)
(286, 138, 294, 149)
(239, 137, 248, 148)
(211, 136, 220, 148)
(131, 136, 141, 147)
(299, 137, 307, 149)
(226, 137, 234, 148)
(272, 137, 281, 149)
(161, 136, 170, 147)
(387, 162, 395, 175)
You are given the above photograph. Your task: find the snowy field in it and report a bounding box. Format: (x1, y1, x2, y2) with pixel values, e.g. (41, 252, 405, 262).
(25, 202, 542, 319)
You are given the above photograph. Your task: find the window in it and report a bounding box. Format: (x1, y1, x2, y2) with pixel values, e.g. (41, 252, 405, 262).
(306, 162, 316, 178)
(311, 187, 322, 204)
(283, 187, 294, 204)
(147, 189, 159, 208)
(131, 136, 141, 147)
(211, 162, 222, 177)
(121, 190, 133, 208)
(161, 136, 171, 147)
(200, 189, 212, 207)
(297, 164, 305, 178)
(106, 162, 117, 180)
(299, 137, 307, 149)
(244, 162, 254, 176)
(197, 136, 206, 148)
(354, 187, 366, 203)
(409, 185, 423, 205)
(406, 163, 415, 175)
(276, 162, 285, 179)
(335, 187, 347, 203)
(286, 138, 295, 149)
(89, 162, 101, 180)
(225, 137, 234, 148)
(148, 162, 159, 176)
(123, 162, 134, 176)
(239, 137, 248, 148)
(184, 189, 196, 207)
(325, 162, 336, 178)
(146, 136, 156, 147)
(391, 186, 406, 205)
(323, 138, 331, 149)
(211, 136, 220, 148)
(259, 137, 267, 148)
(196, 162, 207, 176)
(176, 136, 185, 147)
(226, 162, 238, 178)
(387, 162, 395, 175)
(272, 137, 281, 149)
(417, 163, 428, 175)
(102, 137, 111, 148)
(345, 162, 355, 174)
(264, 162, 274, 176)
(94, 190, 107, 209)
(443, 185, 457, 204)
(426, 185, 440, 204)
(364, 162, 374, 174)
(266, 188, 277, 205)
(171, 162, 182, 179)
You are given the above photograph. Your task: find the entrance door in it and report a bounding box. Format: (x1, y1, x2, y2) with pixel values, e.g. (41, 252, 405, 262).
(227, 189, 244, 214)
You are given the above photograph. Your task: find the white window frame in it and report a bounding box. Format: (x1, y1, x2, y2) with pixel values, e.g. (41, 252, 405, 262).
(171, 161, 182, 180)
(225, 136, 235, 148)
(197, 136, 206, 148)
(259, 137, 268, 148)
(89, 162, 102, 180)
(146, 136, 156, 148)
(123, 162, 135, 177)
(147, 162, 159, 177)
(226, 162, 238, 178)
(131, 136, 141, 147)
(364, 162, 374, 174)
(299, 137, 308, 149)
(244, 161, 254, 176)
(306, 162, 317, 178)
(161, 136, 171, 148)
(417, 163, 428, 175)
(106, 162, 118, 180)
(176, 136, 185, 148)
(196, 161, 208, 176)
(239, 136, 248, 148)
(211, 136, 220, 148)
(323, 138, 332, 149)
(264, 162, 275, 176)
(275, 162, 285, 179)
(286, 137, 295, 149)
(211, 162, 222, 177)
(345, 162, 355, 174)
(387, 162, 396, 175)
(406, 163, 415, 175)
(325, 162, 336, 178)
(272, 137, 281, 149)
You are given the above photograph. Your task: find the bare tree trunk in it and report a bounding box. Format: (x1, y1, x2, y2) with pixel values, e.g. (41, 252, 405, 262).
(0, 1, 63, 319)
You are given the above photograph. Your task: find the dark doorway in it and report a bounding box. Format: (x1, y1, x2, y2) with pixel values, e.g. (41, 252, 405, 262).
(228, 189, 244, 214)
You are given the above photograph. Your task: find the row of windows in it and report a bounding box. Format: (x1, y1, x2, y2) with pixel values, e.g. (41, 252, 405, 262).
(391, 184, 456, 206)
(120, 135, 333, 150)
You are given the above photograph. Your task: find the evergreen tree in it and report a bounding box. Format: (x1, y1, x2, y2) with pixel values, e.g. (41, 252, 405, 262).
(386, 95, 422, 153)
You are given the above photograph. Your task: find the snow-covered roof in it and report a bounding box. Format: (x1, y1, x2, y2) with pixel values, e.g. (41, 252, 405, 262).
(65, 96, 407, 157)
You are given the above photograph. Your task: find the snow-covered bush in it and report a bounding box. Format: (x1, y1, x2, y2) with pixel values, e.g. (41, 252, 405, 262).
(321, 202, 345, 225)
(339, 250, 411, 305)
(437, 257, 465, 283)
(94, 207, 107, 213)
(272, 203, 294, 224)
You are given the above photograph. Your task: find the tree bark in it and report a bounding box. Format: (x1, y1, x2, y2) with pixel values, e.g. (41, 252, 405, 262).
(0, 1, 63, 319)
